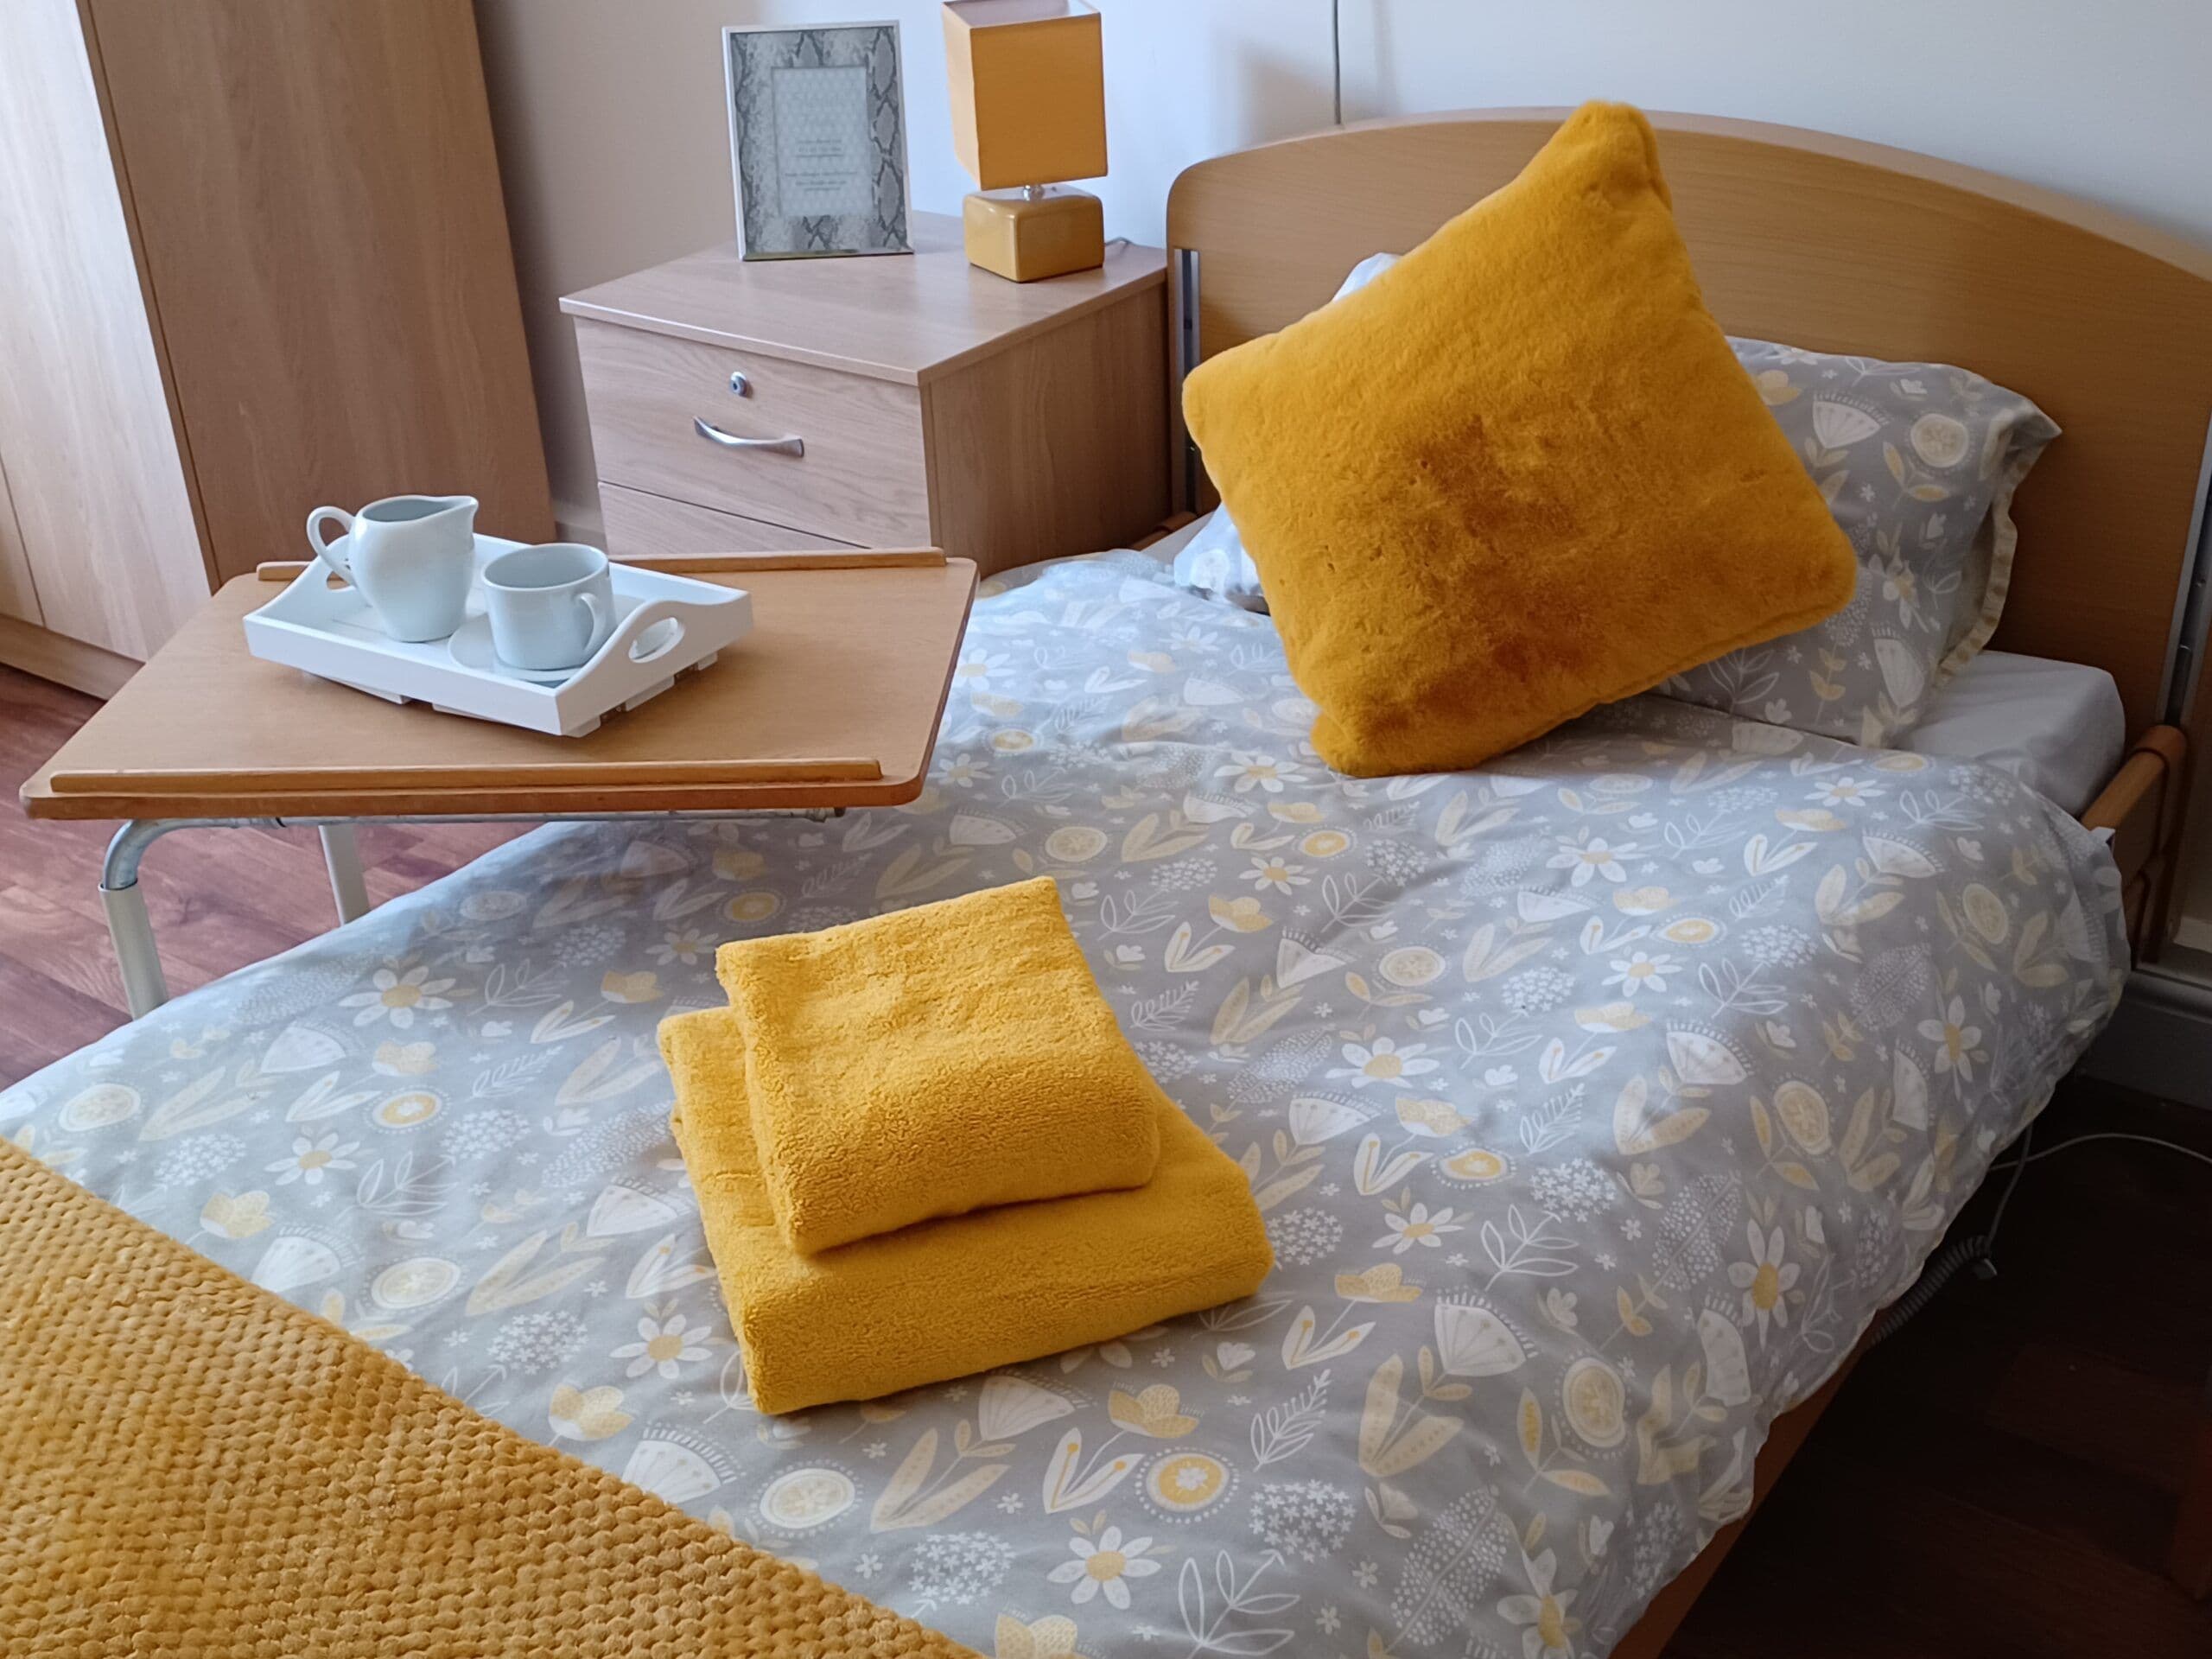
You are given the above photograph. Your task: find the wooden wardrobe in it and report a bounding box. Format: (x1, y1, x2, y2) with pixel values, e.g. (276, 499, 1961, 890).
(0, 0, 552, 695)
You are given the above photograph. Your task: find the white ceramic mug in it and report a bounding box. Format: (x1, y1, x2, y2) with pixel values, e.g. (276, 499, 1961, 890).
(306, 494, 478, 642)
(481, 543, 616, 673)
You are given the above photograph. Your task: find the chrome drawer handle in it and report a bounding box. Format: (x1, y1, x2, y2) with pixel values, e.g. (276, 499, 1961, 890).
(693, 416, 803, 457)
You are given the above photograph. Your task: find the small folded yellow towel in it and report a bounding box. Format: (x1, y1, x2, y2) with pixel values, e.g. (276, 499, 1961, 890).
(664, 1007, 1273, 1415)
(715, 876, 1164, 1255)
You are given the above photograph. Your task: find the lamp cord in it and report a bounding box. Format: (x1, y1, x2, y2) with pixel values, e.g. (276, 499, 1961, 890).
(1331, 0, 1343, 125)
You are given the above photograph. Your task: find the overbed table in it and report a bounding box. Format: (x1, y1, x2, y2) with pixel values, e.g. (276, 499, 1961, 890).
(20, 550, 976, 1015)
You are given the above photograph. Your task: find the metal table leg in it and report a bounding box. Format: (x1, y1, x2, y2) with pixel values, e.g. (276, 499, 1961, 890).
(94, 807, 842, 1022)
(101, 820, 177, 1017)
(320, 823, 372, 923)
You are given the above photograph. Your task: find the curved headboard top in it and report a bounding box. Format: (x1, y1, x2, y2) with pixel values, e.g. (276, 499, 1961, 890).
(1167, 108, 2212, 738)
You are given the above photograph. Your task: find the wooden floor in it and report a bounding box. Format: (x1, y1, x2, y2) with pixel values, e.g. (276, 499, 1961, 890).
(3, 659, 2208, 1653)
(1669, 1077, 2212, 1656)
(0, 663, 516, 1084)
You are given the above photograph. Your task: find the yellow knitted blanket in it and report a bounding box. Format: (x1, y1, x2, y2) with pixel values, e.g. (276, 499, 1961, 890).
(664, 1007, 1274, 1415)
(0, 1139, 975, 1658)
(715, 876, 1163, 1254)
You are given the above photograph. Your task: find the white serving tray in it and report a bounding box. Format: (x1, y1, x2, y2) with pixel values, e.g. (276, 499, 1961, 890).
(243, 534, 753, 737)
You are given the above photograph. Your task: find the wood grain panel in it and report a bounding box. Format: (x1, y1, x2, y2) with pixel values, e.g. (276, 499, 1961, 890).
(22, 561, 976, 822)
(598, 483, 856, 560)
(923, 287, 1171, 576)
(0, 454, 40, 627)
(0, 0, 210, 658)
(562, 211, 1166, 385)
(1166, 110, 2212, 741)
(0, 613, 137, 700)
(84, 0, 553, 574)
(2082, 725, 2190, 954)
(256, 549, 939, 582)
(576, 320, 930, 548)
(2089, 748, 2172, 887)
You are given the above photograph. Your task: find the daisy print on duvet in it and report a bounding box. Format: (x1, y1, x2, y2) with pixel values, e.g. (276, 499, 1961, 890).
(2, 551, 2124, 1658)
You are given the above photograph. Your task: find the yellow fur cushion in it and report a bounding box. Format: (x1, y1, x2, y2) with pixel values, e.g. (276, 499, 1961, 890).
(1181, 102, 1856, 776)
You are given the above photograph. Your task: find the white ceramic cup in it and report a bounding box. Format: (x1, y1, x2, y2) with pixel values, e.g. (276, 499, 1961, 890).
(481, 543, 617, 673)
(306, 494, 478, 642)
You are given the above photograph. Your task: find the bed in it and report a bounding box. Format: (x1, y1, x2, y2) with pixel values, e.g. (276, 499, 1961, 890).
(8, 111, 2212, 1658)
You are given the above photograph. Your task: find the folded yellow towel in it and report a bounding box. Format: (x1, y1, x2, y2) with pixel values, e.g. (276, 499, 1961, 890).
(663, 1007, 1273, 1415)
(715, 876, 1163, 1255)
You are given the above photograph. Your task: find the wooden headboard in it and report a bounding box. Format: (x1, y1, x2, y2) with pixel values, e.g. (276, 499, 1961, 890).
(1166, 109, 2212, 741)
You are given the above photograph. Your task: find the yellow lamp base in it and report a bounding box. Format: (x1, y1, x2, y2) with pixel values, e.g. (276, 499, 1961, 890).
(962, 187, 1104, 283)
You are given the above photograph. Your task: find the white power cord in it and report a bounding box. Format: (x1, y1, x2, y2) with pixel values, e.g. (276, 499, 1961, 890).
(1870, 1121, 2210, 1344)
(2005, 1129, 2212, 1173)
(1331, 0, 1343, 125)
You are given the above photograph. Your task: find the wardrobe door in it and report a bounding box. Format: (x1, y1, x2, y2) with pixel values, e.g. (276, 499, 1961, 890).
(85, 0, 555, 579)
(0, 0, 210, 658)
(0, 454, 41, 628)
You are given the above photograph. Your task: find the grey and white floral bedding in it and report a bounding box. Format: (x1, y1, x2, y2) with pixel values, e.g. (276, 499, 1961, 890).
(2, 552, 2125, 1659)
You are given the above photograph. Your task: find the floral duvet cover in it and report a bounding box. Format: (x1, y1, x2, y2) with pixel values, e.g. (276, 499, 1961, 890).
(1, 553, 2125, 1659)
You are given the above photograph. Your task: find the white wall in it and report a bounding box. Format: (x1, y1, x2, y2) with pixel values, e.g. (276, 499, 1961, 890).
(478, 0, 2212, 523)
(475, 0, 755, 532)
(474, 0, 2212, 931)
(777, 0, 2212, 248)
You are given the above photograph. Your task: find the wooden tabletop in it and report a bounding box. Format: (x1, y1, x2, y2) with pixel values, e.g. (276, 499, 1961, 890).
(22, 553, 976, 822)
(559, 212, 1166, 386)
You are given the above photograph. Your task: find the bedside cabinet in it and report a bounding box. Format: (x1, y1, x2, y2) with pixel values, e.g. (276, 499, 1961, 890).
(562, 213, 1169, 574)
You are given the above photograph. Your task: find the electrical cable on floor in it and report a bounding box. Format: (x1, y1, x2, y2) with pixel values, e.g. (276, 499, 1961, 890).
(1869, 1121, 2211, 1344)
(2009, 1129, 2212, 1171)
(1869, 1123, 2032, 1344)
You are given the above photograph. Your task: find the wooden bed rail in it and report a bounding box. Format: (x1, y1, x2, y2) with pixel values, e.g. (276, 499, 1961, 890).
(2080, 724, 2189, 958)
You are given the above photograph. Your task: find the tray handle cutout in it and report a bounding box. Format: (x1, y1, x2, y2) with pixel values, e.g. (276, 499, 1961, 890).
(596, 599, 690, 672)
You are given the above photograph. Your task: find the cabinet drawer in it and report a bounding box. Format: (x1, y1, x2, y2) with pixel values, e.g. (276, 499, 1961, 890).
(575, 319, 930, 547)
(599, 483, 856, 558)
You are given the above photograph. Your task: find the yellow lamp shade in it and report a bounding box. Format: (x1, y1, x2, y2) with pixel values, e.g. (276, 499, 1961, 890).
(943, 0, 1108, 190)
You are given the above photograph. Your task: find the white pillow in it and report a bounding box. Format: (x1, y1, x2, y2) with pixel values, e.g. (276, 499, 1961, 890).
(1169, 253, 1402, 613)
(1167, 503, 1267, 610)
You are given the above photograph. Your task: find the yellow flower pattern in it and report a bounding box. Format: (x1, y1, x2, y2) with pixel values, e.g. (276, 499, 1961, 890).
(0, 552, 2123, 1658)
(1664, 340, 2059, 746)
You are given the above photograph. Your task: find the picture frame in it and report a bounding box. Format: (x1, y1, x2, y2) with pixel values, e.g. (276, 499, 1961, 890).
(724, 22, 912, 260)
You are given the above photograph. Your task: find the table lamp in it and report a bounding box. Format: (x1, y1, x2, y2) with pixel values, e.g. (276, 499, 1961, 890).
(942, 0, 1107, 282)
